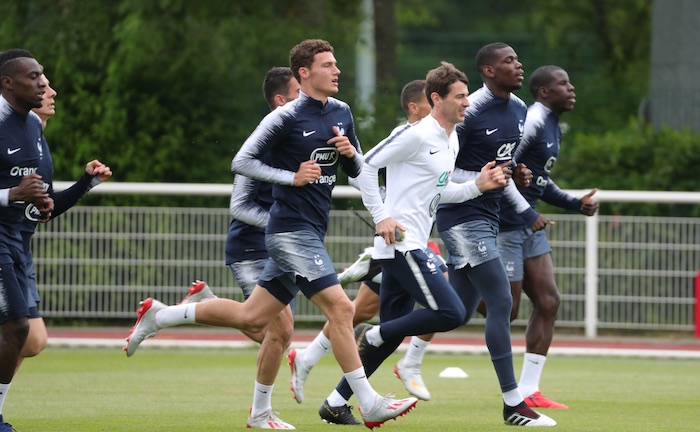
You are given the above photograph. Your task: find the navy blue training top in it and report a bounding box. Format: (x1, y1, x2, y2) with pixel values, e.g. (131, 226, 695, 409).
(500, 102, 581, 231)
(231, 91, 362, 240)
(436, 84, 529, 231)
(0, 96, 44, 245)
(225, 151, 274, 264)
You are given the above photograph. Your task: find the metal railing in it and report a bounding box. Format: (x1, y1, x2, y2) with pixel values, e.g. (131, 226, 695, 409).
(35, 183, 700, 338)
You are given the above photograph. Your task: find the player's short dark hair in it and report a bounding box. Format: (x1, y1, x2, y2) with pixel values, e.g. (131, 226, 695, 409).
(289, 39, 334, 83)
(262, 67, 294, 110)
(424, 61, 469, 108)
(528, 65, 563, 99)
(400, 79, 426, 115)
(475, 42, 510, 76)
(0, 48, 36, 77)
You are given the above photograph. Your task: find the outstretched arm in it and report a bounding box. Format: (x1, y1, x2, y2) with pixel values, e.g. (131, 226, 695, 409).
(51, 160, 112, 220)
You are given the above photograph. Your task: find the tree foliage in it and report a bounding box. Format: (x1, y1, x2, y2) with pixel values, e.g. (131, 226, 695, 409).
(0, 0, 359, 205)
(541, 120, 700, 217)
(530, 0, 651, 134)
(0, 0, 692, 211)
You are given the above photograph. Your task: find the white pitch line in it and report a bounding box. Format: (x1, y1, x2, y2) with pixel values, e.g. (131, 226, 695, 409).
(48, 338, 700, 359)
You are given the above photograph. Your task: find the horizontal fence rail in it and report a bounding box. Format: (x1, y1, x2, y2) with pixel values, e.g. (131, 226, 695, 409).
(42, 183, 700, 338)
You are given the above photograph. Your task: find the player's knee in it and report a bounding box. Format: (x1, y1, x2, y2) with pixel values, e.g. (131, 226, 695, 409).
(328, 298, 356, 323)
(441, 302, 467, 328)
(536, 290, 561, 316)
(271, 316, 295, 349)
(265, 327, 293, 349)
(488, 295, 513, 321)
(4, 319, 30, 347)
(353, 306, 376, 324)
(21, 336, 47, 357)
(245, 316, 271, 334)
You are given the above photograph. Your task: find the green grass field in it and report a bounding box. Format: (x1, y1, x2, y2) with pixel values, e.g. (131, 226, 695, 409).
(7, 347, 700, 431)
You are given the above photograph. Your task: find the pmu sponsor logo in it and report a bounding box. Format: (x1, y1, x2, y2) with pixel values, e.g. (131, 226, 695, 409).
(25, 203, 42, 222)
(23, 181, 50, 221)
(496, 142, 516, 161)
(10, 166, 38, 176)
(310, 147, 339, 166)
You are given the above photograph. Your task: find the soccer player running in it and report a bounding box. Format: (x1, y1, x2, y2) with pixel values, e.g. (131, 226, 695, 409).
(15, 71, 111, 375)
(124, 39, 418, 430)
(435, 43, 557, 426)
(0, 49, 53, 432)
(179, 67, 300, 429)
(496, 65, 598, 409)
(320, 61, 508, 426)
(287, 80, 438, 419)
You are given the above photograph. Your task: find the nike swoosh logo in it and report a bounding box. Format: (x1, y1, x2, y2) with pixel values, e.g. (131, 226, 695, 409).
(7, 148, 21, 155)
(485, 128, 498, 135)
(303, 130, 316, 137)
(429, 149, 440, 155)
(546, 142, 555, 148)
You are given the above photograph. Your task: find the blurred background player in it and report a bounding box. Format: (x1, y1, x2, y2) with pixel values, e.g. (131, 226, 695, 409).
(179, 66, 300, 429)
(16, 71, 111, 376)
(496, 65, 598, 409)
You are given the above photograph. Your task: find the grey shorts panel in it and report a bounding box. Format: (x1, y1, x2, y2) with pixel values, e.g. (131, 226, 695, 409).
(497, 229, 552, 281)
(229, 258, 268, 299)
(439, 220, 500, 270)
(258, 230, 338, 298)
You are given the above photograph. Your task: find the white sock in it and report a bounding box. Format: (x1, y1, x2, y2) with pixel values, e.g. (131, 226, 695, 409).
(344, 367, 379, 413)
(155, 303, 196, 327)
(519, 353, 546, 397)
(251, 381, 273, 417)
(0, 382, 10, 415)
(503, 388, 524, 407)
(401, 336, 430, 368)
(326, 389, 349, 407)
(302, 331, 331, 368)
(365, 325, 384, 347)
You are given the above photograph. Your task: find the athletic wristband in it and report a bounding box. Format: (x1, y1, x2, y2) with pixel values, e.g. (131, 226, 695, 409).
(0, 188, 9, 206)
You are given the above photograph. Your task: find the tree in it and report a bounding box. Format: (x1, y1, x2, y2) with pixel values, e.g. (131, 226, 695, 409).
(0, 0, 361, 205)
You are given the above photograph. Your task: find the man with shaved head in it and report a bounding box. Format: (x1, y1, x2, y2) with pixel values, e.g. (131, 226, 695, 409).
(0, 48, 52, 432)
